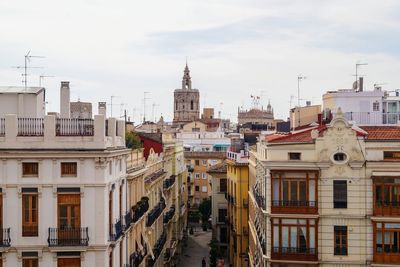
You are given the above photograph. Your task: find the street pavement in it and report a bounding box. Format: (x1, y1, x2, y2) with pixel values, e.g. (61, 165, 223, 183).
(177, 228, 211, 267)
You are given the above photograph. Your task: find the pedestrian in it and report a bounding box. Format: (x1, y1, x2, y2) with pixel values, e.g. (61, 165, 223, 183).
(202, 257, 206, 267)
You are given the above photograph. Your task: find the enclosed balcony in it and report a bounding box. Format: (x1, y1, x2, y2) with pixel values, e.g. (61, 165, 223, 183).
(374, 177, 400, 216)
(146, 198, 166, 227)
(129, 251, 145, 267)
(48, 227, 89, 247)
(0, 228, 11, 247)
(109, 219, 124, 242)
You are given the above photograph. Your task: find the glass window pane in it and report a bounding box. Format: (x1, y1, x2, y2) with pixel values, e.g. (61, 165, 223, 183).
(309, 180, 315, 202)
(291, 181, 298, 201)
(273, 226, 279, 247)
(282, 227, 289, 247)
(282, 181, 289, 201)
(299, 181, 306, 202)
(290, 227, 297, 248)
(273, 179, 279, 201)
(309, 227, 315, 248)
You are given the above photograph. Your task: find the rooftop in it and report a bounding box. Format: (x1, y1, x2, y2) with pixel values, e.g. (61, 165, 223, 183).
(207, 161, 227, 174)
(0, 86, 44, 94)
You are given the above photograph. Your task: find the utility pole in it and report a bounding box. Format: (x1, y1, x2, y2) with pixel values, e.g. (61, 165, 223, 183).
(297, 75, 306, 107)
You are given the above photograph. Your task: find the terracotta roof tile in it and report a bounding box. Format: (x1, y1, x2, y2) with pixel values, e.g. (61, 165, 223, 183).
(360, 126, 400, 140)
(267, 126, 327, 144)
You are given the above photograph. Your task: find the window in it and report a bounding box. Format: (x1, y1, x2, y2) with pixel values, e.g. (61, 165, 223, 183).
(376, 222, 400, 255)
(218, 209, 227, 223)
(220, 179, 227, 193)
(333, 152, 347, 162)
(61, 162, 77, 177)
(195, 186, 199, 192)
(333, 181, 347, 208)
(374, 177, 400, 215)
(119, 159, 122, 172)
(334, 226, 348, 255)
(272, 218, 317, 256)
(202, 173, 207, 180)
(289, 153, 301, 160)
(109, 161, 112, 175)
(195, 160, 200, 166)
(22, 252, 38, 267)
(373, 101, 380, 111)
(202, 186, 207, 192)
(202, 160, 207, 166)
(58, 194, 80, 229)
(271, 171, 317, 210)
(22, 191, 38, 236)
(22, 163, 38, 176)
(191, 100, 194, 110)
(195, 173, 200, 179)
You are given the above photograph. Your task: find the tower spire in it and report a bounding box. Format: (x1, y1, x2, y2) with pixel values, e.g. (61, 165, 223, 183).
(182, 62, 192, 90)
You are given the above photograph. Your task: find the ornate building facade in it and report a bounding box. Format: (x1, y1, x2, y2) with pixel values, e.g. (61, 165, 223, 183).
(173, 64, 200, 128)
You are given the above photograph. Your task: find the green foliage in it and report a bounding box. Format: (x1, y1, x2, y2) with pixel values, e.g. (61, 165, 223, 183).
(208, 239, 219, 267)
(188, 210, 201, 223)
(126, 131, 142, 149)
(198, 198, 212, 222)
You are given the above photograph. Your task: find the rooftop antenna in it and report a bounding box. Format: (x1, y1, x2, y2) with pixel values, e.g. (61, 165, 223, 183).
(152, 103, 159, 122)
(143, 91, 150, 122)
(39, 74, 54, 87)
(13, 51, 45, 88)
(250, 94, 260, 109)
(355, 62, 368, 88)
(110, 95, 120, 117)
(297, 75, 307, 107)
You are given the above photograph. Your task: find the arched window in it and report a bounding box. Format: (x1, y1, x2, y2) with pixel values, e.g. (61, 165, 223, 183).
(191, 100, 194, 110)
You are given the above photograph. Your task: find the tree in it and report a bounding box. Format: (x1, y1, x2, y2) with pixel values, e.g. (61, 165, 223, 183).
(126, 131, 142, 149)
(208, 239, 219, 267)
(198, 198, 212, 223)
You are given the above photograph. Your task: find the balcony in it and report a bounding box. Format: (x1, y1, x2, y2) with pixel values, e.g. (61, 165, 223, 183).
(56, 118, 94, 136)
(109, 219, 124, 242)
(145, 170, 167, 184)
(163, 175, 176, 191)
(163, 206, 176, 224)
(271, 200, 318, 214)
(131, 197, 150, 224)
(146, 231, 167, 267)
(272, 247, 318, 261)
(48, 227, 89, 247)
(253, 187, 266, 210)
(129, 251, 145, 267)
(0, 228, 11, 247)
(146, 199, 166, 227)
(374, 201, 400, 216)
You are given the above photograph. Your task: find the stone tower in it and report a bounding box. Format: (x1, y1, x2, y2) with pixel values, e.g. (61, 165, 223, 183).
(173, 64, 200, 127)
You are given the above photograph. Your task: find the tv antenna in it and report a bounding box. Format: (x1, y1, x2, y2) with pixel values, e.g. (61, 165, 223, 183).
(297, 75, 307, 107)
(152, 103, 159, 122)
(143, 91, 150, 122)
(13, 51, 45, 89)
(355, 62, 368, 84)
(39, 75, 55, 87)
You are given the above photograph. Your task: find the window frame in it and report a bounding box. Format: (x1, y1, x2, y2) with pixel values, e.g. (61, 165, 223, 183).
(22, 192, 39, 237)
(334, 225, 348, 256)
(22, 162, 39, 177)
(61, 162, 78, 177)
(333, 180, 347, 209)
(288, 152, 301, 160)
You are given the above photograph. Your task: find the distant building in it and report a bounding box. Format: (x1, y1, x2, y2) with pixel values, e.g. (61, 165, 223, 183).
(290, 103, 321, 129)
(173, 64, 200, 128)
(238, 100, 274, 126)
(70, 101, 92, 119)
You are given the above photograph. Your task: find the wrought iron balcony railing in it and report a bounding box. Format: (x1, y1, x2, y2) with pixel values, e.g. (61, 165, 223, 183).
(48, 227, 89, 247)
(109, 219, 124, 241)
(163, 206, 176, 224)
(273, 246, 317, 255)
(163, 175, 176, 190)
(146, 198, 166, 227)
(146, 231, 167, 267)
(272, 200, 317, 207)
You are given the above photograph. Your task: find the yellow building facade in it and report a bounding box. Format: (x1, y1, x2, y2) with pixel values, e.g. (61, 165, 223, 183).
(226, 150, 249, 267)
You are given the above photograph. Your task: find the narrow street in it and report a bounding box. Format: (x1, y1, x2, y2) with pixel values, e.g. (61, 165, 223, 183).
(177, 228, 212, 267)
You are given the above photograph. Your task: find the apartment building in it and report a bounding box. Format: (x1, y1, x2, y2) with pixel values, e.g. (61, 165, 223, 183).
(0, 83, 128, 267)
(208, 162, 228, 255)
(226, 149, 249, 267)
(249, 110, 400, 267)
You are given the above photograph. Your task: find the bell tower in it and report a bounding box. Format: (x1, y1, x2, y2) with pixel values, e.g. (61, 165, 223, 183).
(173, 64, 200, 127)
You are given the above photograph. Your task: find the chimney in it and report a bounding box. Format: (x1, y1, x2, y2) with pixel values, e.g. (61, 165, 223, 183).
(306, 101, 311, 106)
(98, 102, 107, 116)
(359, 77, 364, 92)
(60, 81, 70, 118)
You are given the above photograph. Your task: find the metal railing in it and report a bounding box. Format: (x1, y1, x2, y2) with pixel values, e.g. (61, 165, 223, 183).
(56, 118, 94, 136)
(109, 219, 123, 241)
(0, 228, 11, 247)
(163, 175, 176, 190)
(333, 111, 400, 125)
(146, 231, 167, 267)
(146, 198, 166, 227)
(48, 227, 89, 246)
(273, 247, 317, 255)
(163, 206, 175, 224)
(18, 118, 44, 136)
(272, 200, 317, 207)
(132, 197, 149, 224)
(0, 118, 4, 136)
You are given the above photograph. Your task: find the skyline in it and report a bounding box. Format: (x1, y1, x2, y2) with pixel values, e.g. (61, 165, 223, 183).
(0, 0, 399, 122)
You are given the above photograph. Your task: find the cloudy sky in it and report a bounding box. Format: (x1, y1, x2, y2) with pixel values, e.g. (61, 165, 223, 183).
(0, 0, 399, 122)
